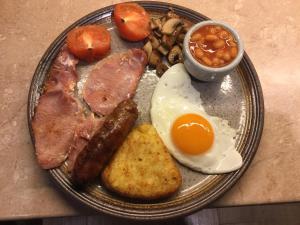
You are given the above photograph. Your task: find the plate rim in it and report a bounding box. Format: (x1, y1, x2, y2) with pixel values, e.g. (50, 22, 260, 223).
(27, 1, 264, 220)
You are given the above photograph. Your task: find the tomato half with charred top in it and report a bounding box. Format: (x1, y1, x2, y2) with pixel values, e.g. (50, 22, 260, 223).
(114, 3, 151, 41)
(66, 25, 111, 62)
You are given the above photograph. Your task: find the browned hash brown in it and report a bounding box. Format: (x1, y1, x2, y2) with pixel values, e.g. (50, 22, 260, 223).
(101, 124, 182, 200)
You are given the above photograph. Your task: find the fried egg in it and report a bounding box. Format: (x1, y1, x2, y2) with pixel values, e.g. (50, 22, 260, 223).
(150, 63, 242, 174)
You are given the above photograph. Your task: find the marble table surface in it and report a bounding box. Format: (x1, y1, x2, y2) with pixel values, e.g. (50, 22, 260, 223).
(0, 0, 299, 220)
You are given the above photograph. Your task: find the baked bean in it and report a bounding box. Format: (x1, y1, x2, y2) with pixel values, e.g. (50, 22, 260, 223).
(205, 34, 218, 41)
(222, 52, 231, 61)
(191, 33, 202, 42)
(215, 26, 222, 31)
(219, 30, 228, 39)
(230, 47, 238, 58)
(227, 34, 234, 41)
(209, 27, 217, 34)
(195, 48, 204, 58)
(189, 25, 238, 68)
(216, 49, 224, 58)
(212, 57, 220, 66)
(228, 40, 237, 47)
(213, 39, 225, 49)
(196, 37, 205, 45)
(202, 56, 213, 66)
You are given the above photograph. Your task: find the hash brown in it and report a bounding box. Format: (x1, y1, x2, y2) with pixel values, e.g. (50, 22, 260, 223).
(101, 124, 182, 200)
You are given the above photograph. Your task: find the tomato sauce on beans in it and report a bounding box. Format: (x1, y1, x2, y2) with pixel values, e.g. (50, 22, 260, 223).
(189, 25, 238, 68)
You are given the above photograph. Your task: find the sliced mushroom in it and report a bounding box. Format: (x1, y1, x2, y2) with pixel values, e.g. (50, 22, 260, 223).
(157, 45, 169, 56)
(156, 62, 169, 77)
(148, 34, 160, 49)
(143, 41, 152, 60)
(149, 50, 161, 67)
(146, 12, 187, 76)
(150, 18, 162, 30)
(162, 34, 176, 49)
(172, 25, 183, 40)
(182, 21, 192, 33)
(150, 19, 158, 30)
(162, 18, 183, 35)
(176, 33, 185, 44)
(168, 45, 183, 65)
(153, 29, 162, 38)
(160, 16, 167, 27)
(167, 9, 180, 19)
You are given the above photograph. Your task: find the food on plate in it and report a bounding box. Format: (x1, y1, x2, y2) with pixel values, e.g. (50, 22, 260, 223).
(32, 46, 82, 169)
(32, 91, 85, 169)
(148, 49, 161, 67)
(32, 5, 243, 193)
(83, 48, 147, 116)
(67, 25, 111, 62)
(66, 114, 105, 172)
(156, 62, 169, 77)
(72, 99, 138, 185)
(102, 124, 182, 200)
(162, 18, 183, 35)
(44, 46, 78, 93)
(168, 45, 183, 65)
(189, 25, 238, 67)
(143, 9, 191, 76)
(171, 114, 214, 155)
(33, 38, 146, 174)
(32, 47, 105, 170)
(114, 3, 151, 41)
(150, 63, 243, 173)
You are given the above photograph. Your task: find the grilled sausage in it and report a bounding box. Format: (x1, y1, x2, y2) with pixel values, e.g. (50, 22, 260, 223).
(72, 99, 138, 185)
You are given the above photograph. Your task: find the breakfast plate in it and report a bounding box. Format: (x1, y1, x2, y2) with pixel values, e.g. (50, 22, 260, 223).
(27, 1, 264, 220)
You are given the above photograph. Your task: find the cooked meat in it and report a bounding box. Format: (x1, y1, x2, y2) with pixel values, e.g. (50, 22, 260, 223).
(33, 47, 144, 172)
(33, 46, 106, 170)
(102, 124, 182, 200)
(32, 91, 84, 169)
(72, 99, 138, 185)
(83, 49, 147, 116)
(44, 46, 78, 93)
(66, 114, 105, 172)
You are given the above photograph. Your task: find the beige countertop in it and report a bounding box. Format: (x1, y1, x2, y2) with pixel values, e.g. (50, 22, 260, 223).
(0, 0, 299, 220)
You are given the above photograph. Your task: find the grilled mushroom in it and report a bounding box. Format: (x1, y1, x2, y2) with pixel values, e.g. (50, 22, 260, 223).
(162, 35, 176, 49)
(168, 45, 183, 65)
(182, 21, 192, 33)
(173, 25, 183, 38)
(148, 34, 160, 49)
(153, 29, 162, 38)
(167, 9, 180, 19)
(157, 45, 169, 56)
(149, 50, 161, 67)
(176, 33, 185, 44)
(143, 41, 152, 60)
(156, 62, 169, 77)
(162, 18, 183, 35)
(150, 18, 162, 30)
(146, 10, 188, 76)
(160, 16, 167, 27)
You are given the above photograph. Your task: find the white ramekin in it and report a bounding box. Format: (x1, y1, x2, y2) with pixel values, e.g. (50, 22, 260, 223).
(183, 20, 244, 81)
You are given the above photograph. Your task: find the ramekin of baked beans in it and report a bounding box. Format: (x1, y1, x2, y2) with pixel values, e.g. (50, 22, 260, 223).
(183, 21, 244, 81)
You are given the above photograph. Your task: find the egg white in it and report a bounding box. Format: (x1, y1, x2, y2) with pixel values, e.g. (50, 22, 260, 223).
(150, 63, 242, 174)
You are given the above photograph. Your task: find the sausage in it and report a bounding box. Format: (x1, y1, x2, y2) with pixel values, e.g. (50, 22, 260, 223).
(72, 99, 138, 185)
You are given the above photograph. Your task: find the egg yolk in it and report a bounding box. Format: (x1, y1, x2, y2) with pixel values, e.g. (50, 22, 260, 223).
(171, 114, 214, 155)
